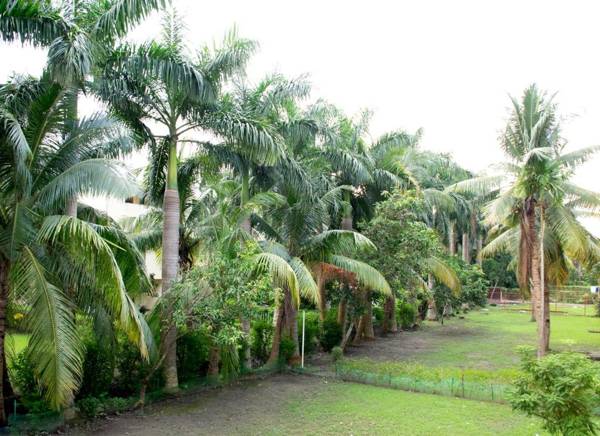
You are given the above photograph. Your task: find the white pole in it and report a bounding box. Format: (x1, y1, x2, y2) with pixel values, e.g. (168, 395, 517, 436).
(301, 310, 306, 368)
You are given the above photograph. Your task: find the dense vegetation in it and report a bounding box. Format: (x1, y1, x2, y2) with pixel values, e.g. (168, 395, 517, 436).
(0, 1, 599, 433)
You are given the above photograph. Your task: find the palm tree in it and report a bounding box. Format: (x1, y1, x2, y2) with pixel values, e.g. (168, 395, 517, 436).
(450, 84, 600, 356)
(96, 13, 278, 390)
(0, 76, 151, 423)
(253, 177, 390, 363)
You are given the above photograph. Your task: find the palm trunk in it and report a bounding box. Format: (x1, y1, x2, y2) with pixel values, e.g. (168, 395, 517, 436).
(448, 222, 456, 255)
(239, 167, 252, 368)
(382, 294, 397, 333)
(363, 293, 375, 339)
(337, 298, 347, 331)
(462, 233, 470, 263)
(207, 346, 220, 383)
(426, 274, 437, 321)
(0, 257, 9, 427)
(161, 138, 180, 392)
(520, 205, 536, 321)
(537, 207, 549, 358)
(476, 236, 483, 266)
(240, 166, 251, 233)
(268, 303, 284, 364)
(65, 197, 78, 217)
(316, 268, 327, 323)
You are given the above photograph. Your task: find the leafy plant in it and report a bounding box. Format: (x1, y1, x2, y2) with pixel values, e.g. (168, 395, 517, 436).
(397, 301, 418, 330)
(320, 313, 343, 352)
(509, 348, 600, 435)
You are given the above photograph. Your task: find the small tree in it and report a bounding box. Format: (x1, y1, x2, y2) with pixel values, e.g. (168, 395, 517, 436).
(509, 348, 600, 435)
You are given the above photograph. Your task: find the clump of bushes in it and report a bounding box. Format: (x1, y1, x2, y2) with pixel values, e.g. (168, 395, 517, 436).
(397, 301, 418, 329)
(278, 336, 296, 364)
(320, 312, 343, 351)
(509, 348, 600, 435)
(76, 395, 132, 420)
(251, 318, 274, 365)
(298, 311, 320, 354)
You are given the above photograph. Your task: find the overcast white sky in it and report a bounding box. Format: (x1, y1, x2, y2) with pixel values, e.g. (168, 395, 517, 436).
(1, 0, 599, 232)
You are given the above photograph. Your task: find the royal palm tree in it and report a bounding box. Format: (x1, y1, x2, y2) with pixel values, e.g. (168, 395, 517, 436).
(96, 13, 278, 390)
(0, 76, 151, 423)
(450, 84, 600, 356)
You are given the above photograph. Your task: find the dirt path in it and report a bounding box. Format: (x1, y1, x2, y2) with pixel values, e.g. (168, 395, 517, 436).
(67, 374, 325, 436)
(343, 321, 478, 362)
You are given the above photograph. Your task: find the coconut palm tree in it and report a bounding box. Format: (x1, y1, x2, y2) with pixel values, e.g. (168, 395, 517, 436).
(96, 13, 278, 390)
(449, 84, 600, 356)
(0, 76, 151, 424)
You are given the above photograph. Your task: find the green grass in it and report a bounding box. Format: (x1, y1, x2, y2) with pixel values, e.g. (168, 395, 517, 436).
(260, 380, 545, 435)
(410, 306, 599, 370)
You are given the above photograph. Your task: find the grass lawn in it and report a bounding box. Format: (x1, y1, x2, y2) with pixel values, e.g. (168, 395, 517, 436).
(339, 305, 600, 388)
(72, 374, 545, 435)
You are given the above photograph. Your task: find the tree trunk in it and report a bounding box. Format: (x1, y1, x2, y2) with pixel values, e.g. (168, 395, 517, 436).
(241, 317, 251, 369)
(382, 295, 397, 333)
(520, 205, 536, 321)
(362, 293, 375, 339)
(448, 222, 456, 255)
(529, 204, 544, 358)
(462, 233, 470, 263)
(476, 236, 483, 266)
(337, 299, 347, 331)
(240, 166, 251, 233)
(268, 303, 284, 364)
(316, 268, 327, 323)
(161, 139, 180, 392)
(0, 257, 9, 427)
(537, 207, 549, 358)
(426, 274, 437, 321)
(65, 196, 78, 217)
(207, 346, 220, 382)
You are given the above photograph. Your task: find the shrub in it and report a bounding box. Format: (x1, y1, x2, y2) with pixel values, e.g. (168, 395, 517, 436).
(509, 348, 600, 435)
(279, 336, 296, 364)
(112, 337, 162, 397)
(177, 330, 211, 381)
(9, 349, 51, 414)
(397, 301, 417, 329)
(331, 346, 343, 362)
(320, 313, 342, 352)
(251, 318, 274, 365)
(78, 340, 115, 399)
(298, 311, 319, 354)
(77, 396, 103, 420)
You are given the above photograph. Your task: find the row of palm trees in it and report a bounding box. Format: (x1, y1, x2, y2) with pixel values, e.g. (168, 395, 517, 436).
(1, 1, 599, 426)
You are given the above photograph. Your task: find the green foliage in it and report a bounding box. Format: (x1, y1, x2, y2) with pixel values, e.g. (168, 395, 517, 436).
(76, 396, 103, 420)
(9, 349, 51, 414)
(331, 346, 343, 362)
(176, 330, 211, 382)
(509, 349, 600, 435)
(279, 336, 296, 364)
(320, 312, 343, 352)
(76, 395, 133, 420)
(298, 311, 320, 354)
(77, 339, 115, 399)
(397, 301, 418, 329)
(251, 318, 274, 366)
(482, 252, 518, 289)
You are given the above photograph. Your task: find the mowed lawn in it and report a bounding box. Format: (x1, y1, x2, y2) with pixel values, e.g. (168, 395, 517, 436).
(338, 304, 600, 388)
(73, 375, 545, 436)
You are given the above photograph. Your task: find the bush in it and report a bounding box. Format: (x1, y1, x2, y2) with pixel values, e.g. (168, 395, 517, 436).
(331, 346, 343, 362)
(509, 348, 600, 435)
(320, 313, 342, 352)
(298, 311, 319, 354)
(177, 330, 210, 381)
(77, 396, 103, 420)
(78, 340, 115, 399)
(9, 349, 51, 414)
(251, 318, 274, 365)
(112, 337, 162, 397)
(279, 336, 296, 364)
(397, 301, 417, 329)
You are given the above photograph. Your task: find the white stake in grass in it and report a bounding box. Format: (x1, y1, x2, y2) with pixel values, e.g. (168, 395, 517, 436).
(301, 310, 306, 368)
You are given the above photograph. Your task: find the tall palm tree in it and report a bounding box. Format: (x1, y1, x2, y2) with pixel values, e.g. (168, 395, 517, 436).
(450, 85, 600, 356)
(0, 76, 151, 423)
(97, 13, 278, 390)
